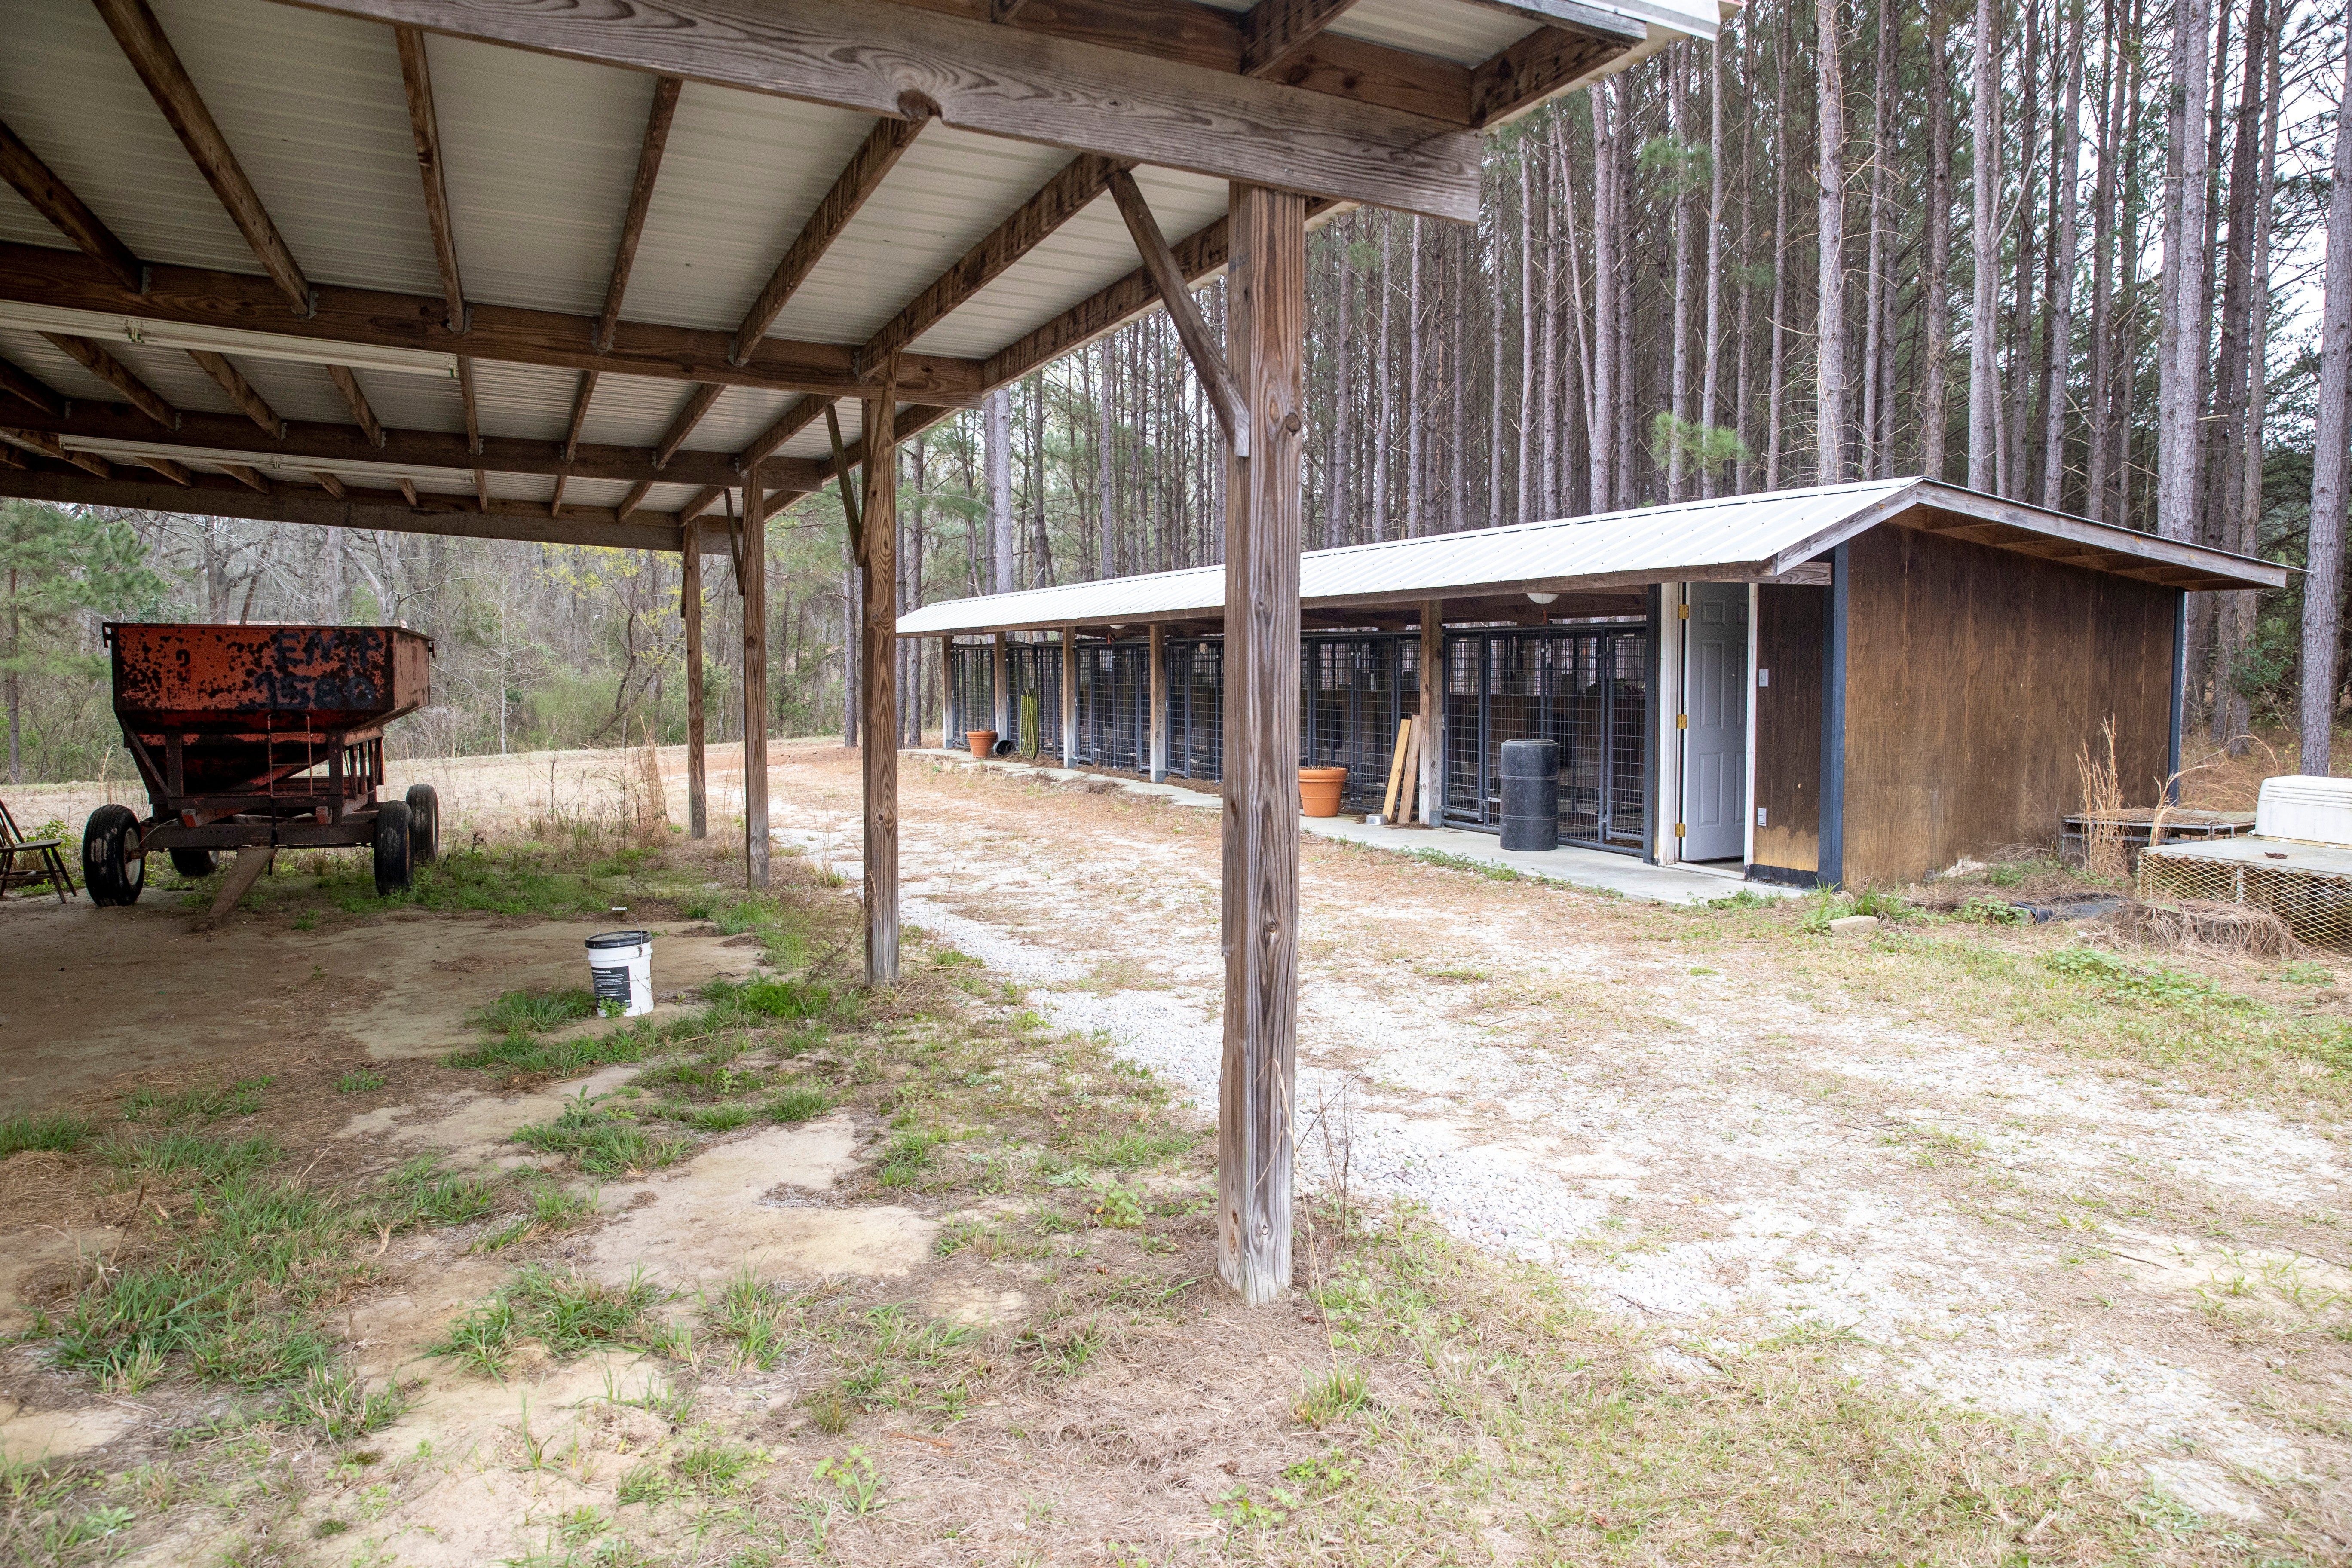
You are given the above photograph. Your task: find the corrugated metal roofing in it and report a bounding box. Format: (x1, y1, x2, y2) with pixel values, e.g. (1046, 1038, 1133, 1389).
(895, 479, 2288, 635)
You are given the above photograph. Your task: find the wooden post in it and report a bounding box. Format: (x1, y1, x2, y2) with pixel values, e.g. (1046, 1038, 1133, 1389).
(991, 630, 1010, 741)
(1059, 622, 1078, 764)
(1419, 598, 1443, 825)
(742, 464, 769, 887)
(1148, 621, 1168, 782)
(681, 522, 707, 839)
(860, 392, 899, 985)
(1217, 181, 1305, 1305)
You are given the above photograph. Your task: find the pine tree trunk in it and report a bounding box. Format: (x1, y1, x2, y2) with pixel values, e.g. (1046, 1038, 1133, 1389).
(1734, 24, 1755, 496)
(1449, 226, 1469, 532)
(1700, 35, 1726, 498)
(1816, 0, 1849, 486)
(1487, 176, 1507, 529)
(1967, 0, 2001, 491)
(1539, 144, 1562, 518)
(1373, 215, 1393, 541)
(1562, 120, 1598, 513)
(1861, 0, 1893, 478)
(1589, 91, 1617, 510)
(2157, 0, 2213, 545)
(1669, 45, 1694, 502)
(2041, 0, 2086, 510)
(1407, 214, 1425, 538)
(1766, 3, 1792, 491)
(1517, 158, 1537, 521)
(2219, 7, 2281, 753)
(2085, 0, 2122, 520)
(2001, 4, 2043, 497)
(2302, 35, 2352, 772)
(1923, 2, 1954, 484)
(1330, 220, 1353, 548)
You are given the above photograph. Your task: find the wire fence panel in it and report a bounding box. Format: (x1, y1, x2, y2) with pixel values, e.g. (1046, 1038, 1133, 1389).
(1440, 625, 1649, 851)
(1005, 642, 1063, 760)
(1075, 644, 1148, 770)
(946, 643, 994, 741)
(1300, 634, 1419, 808)
(1167, 638, 1224, 783)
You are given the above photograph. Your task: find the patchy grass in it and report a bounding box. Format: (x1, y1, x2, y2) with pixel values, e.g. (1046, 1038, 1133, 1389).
(119, 1076, 271, 1125)
(0, 1111, 92, 1158)
(429, 1265, 677, 1377)
(511, 1094, 690, 1177)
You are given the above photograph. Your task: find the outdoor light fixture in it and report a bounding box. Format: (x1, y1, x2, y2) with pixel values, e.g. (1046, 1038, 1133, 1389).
(0, 301, 461, 380)
(1526, 591, 1558, 605)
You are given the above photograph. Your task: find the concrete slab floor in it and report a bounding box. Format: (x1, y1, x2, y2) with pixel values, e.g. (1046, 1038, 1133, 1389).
(910, 749, 1796, 906)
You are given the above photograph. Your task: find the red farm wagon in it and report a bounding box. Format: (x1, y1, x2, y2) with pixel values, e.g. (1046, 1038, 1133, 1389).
(85, 623, 441, 906)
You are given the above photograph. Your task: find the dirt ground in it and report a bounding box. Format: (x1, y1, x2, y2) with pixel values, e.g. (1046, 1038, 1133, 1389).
(0, 735, 2346, 1565)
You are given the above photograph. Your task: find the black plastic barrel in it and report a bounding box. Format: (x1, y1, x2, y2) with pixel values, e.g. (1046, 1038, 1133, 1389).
(1498, 738, 1560, 851)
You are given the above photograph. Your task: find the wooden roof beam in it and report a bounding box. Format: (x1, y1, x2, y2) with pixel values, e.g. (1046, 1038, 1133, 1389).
(0, 243, 982, 403)
(1467, 24, 1629, 127)
(655, 384, 725, 469)
(184, 349, 285, 438)
(325, 364, 385, 447)
(137, 453, 192, 486)
(456, 354, 486, 508)
(40, 332, 177, 429)
(598, 76, 683, 352)
(0, 400, 825, 490)
(732, 112, 921, 364)
(1240, 0, 1365, 78)
(295, 0, 1482, 222)
(0, 119, 143, 292)
(0, 354, 67, 418)
(92, 0, 313, 314)
(392, 25, 467, 333)
(863, 154, 1124, 370)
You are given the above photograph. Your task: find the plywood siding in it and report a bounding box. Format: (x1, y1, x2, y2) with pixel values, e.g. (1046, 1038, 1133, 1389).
(1753, 584, 1826, 874)
(1840, 522, 2176, 888)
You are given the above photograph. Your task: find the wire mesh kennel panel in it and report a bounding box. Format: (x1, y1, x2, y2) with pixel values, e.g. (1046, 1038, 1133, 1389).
(1166, 637, 1225, 783)
(1300, 635, 1420, 807)
(946, 643, 995, 741)
(2137, 840, 2352, 949)
(1075, 643, 1149, 770)
(1005, 642, 1063, 761)
(1440, 625, 1649, 850)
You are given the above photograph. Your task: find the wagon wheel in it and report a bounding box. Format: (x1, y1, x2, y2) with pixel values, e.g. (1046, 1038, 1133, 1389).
(404, 783, 439, 864)
(82, 805, 146, 907)
(374, 800, 414, 897)
(169, 848, 216, 878)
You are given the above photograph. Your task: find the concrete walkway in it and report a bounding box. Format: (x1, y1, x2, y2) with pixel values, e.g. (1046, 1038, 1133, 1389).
(913, 749, 1795, 906)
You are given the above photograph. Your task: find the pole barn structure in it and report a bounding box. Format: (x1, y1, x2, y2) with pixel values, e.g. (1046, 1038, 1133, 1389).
(0, 0, 1715, 1301)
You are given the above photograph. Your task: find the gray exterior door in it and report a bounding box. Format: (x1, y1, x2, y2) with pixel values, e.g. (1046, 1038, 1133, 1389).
(1681, 583, 1749, 861)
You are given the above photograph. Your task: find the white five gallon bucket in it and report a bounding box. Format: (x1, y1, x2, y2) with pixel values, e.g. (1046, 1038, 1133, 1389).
(586, 928, 654, 1017)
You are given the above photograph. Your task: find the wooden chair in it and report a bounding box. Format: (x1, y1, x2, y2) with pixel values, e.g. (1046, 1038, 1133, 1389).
(0, 798, 77, 904)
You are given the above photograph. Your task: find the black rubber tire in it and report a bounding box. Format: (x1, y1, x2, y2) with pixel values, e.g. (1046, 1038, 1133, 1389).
(373, 800, 414, 897)
(83, 804, 146, 907)
(169, 847, 217, 879)
(404, 783, 439, 864)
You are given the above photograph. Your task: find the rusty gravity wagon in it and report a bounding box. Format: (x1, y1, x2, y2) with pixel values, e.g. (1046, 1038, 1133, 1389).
(83, 624, 441, 906)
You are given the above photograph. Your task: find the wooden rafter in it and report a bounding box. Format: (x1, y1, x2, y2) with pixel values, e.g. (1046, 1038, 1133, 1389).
(1107, 170, 1244, 456)
(137, 453, 192, 485)
(1467, 24, 1625, 127)
(311, 469, 346, 499)
(1239, 0, 1364, 78)
(0, 119, 143, 292)
(398, 477, 419, 505)
(598, 77, 683, 352)
(325, 365, 385, 448)
(654, 384, 725, 468)
(40, 333, 177, 429)
(732, 113, 927, 366)
(456, 354, 487, 508)
(295, 0, 1485, 222)
(863, 154, 1123, 369)
(616, 479, 652, 520)
(184, 349, 285, 438)
(221, 462, 270, 494)
(92, 0, 314, 314)
(0, 401, 821, 490)
(0, 355, 66, 417)
(393, 25, 467, 333)
(0, 244, 983, 403)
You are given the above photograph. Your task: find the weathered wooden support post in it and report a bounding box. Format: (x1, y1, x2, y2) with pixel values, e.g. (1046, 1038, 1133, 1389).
(1059, 622, 1078, 764)
(860, 391, 900, 985)
(1419, 599, 1443, 825)
(1217, 181, 1304, 1304)
(742, 465, 769, 887)
(991, 630, 1010, 743)
(1148, 622, 1168, 782)
(681, 519, 707, 839)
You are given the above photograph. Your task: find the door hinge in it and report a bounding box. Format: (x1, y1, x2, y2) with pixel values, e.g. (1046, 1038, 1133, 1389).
(1674, 822, 1687, 837)
(1678, 603, 1691, 619)
(1676, 713, 1688, 729)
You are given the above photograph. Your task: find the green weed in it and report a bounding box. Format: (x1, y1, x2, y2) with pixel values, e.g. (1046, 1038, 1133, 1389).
(511, 1094, 689, 1176)
(121, 1076, 271, 1124)
(281, 1365, 407, 1439)
(335, 1068, 388, 1094)
(0, 1112, 92, 1158)
(763, 1085, 833, 1124)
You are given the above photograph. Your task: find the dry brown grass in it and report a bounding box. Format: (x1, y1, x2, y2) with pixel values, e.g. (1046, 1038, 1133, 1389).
(2076, 716, 2130, 880)
(2108, 896, 2307, 960)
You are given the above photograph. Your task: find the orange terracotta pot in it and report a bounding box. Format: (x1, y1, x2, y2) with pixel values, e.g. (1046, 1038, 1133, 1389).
(966, 729, 999, 759)
(1299, 766, 1350, 818)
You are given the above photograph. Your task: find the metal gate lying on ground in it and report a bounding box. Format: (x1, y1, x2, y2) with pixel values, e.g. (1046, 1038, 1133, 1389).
(949, 625, 1651, 850)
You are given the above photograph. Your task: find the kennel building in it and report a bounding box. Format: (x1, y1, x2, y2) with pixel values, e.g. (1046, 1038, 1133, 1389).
(906, 480, 2283, 889)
